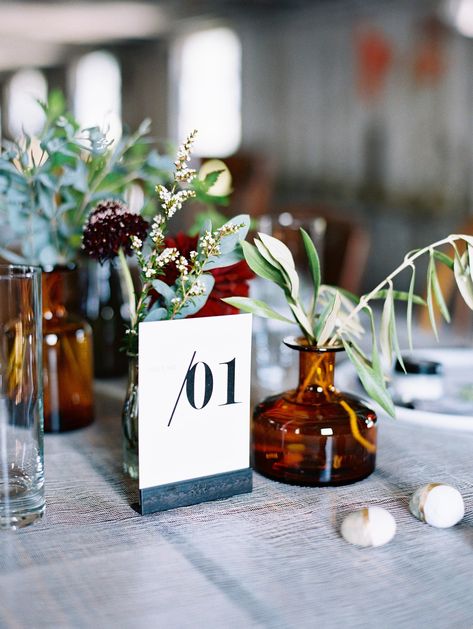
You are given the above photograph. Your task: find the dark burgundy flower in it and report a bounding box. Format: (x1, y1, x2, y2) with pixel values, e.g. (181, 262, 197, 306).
(82, 199, 149, 262)
(151, 232, 254, 317)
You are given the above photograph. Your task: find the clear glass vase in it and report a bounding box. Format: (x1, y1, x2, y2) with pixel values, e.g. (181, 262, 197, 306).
(122, 356, 138, 479)
(42, 265, 94, 432)
(252, 337, 377, 485)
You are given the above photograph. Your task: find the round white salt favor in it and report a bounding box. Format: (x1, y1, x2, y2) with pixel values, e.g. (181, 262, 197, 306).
(341, 507, 397, 547)
(409, 483, 465, 528)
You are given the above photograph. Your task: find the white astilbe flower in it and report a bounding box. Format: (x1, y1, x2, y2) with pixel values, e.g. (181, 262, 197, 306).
(174, 130, 198, 182)
(156, 185, 196, 218)
(131, 235, 143, 250)
(155, 247, 179, 268)
(188, 280, 206, 297)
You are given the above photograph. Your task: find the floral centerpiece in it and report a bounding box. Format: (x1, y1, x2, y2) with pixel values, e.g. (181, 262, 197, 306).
(224, 229, 473, 485)
(0, 90, 182, 430)
(82, 130, 251, 476)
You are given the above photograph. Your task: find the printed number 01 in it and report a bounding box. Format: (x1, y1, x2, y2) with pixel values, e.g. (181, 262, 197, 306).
(167, 356, 239, 427)
(186, 358, 238, 409)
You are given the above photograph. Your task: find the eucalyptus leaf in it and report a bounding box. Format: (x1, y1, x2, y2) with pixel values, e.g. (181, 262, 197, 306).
(39, 245, 60, 268)
(218, 214, 250, 255)
(0, 247, 27, 264)
(151, 280, 176, 306)
(202, 248, 242, 270)
(174, 274, 215, 319)
(144, 307, 167, 322)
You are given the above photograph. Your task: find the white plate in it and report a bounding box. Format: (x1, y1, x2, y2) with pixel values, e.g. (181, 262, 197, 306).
(335, 347, 473, 432)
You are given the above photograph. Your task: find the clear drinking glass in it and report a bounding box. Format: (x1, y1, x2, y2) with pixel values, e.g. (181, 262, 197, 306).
(0, 265, 44, 529)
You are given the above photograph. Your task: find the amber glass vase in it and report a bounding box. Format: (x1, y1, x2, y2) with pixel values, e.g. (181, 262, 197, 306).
(42, 266, 94, 432)
(252, 337, 377, 486)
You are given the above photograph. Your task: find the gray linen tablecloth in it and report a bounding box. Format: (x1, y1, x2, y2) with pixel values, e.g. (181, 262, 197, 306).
(1, 386, 473, 629)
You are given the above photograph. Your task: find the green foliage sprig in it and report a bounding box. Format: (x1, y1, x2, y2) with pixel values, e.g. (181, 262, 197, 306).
(0, 90, 173, 267)
(82, 130, 250, 357)
(224, 231, 473, 416)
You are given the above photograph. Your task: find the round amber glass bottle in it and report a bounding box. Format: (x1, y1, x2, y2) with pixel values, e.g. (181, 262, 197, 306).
(42, 266, 94, 432)
(252, 337, 377, 485)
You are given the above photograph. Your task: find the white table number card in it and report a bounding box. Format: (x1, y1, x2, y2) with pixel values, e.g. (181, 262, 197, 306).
(138, 313, 253, 514)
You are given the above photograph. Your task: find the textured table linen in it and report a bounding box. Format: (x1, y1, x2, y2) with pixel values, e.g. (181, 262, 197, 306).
(1, 388, 473, 629)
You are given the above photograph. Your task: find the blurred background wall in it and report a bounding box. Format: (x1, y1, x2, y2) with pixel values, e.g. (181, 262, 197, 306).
(1, 0, 473, 292)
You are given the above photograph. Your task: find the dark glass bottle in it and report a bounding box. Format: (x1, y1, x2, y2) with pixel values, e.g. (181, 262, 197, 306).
(252, 337, 377, 485)
(122, 356, 138, 479)
(80, 258, 128, 378)
(42, 266, 94, 432)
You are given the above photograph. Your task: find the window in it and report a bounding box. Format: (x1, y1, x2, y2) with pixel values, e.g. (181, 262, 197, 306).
(6, 69, 47, 139)
(71, 50, 122, 142)
(174, 27, 241, 157)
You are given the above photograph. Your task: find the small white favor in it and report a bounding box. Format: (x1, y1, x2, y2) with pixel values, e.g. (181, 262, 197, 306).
(341, 506, 396, 547)
(409, 483, 465, 528)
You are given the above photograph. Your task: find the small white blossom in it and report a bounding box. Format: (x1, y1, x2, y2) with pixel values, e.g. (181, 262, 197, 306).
(144, 267, 156, 279)
(156, 247, 179, 268)
(131, 236, 143, 250)
(188, 280, 206, 297)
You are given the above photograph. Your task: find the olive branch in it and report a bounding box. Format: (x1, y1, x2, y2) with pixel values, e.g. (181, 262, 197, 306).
(224, 231, 473, 416)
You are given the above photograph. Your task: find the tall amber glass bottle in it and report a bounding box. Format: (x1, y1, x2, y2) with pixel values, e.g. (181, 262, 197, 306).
(42, 266, 94, 432)
(252, 337, 377, 485)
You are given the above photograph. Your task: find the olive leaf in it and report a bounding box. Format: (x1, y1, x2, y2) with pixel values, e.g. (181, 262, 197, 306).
(406, 264, 416, 351)
(370, 289, 425, 305)
(453, 249, 473, 309)
(433, 250, 454, 270)
(241, 241, 287, 289)
(341, 335, 395, 417)
(289, 303, 314, 340)
(300, 227, 321, 314)
(222, 297, 294, 324)
(379, 282, 394, 364)
(427, 250, 450, 340)
(257, 233, 300, 301)
(315, 291, 341, 346)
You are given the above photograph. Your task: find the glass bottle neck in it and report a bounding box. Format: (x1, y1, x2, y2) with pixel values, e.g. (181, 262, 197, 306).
(296, 350, 337, 402)
(42, 267, 77, 319)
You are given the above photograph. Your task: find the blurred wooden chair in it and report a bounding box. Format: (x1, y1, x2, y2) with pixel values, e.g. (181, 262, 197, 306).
(262, 204, 371, 295)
